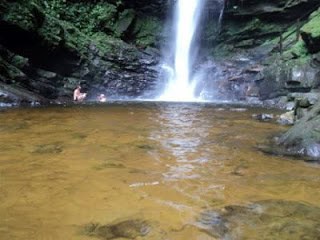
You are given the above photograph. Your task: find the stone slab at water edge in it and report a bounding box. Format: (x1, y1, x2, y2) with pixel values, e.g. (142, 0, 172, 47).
(276, 100, 320, 160)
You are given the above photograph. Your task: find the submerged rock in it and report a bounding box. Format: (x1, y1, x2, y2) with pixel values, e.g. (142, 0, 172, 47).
(83, 219, 151, 240)
(252, 113, 274, 121)
(32, 143, 63, 154)
(198, 199, 320, 240)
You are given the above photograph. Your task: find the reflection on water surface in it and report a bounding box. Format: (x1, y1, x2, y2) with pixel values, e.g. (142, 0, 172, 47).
(0, 103, 319, 239)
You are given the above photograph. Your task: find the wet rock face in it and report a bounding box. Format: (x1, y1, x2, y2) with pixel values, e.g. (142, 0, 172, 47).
(83, 219, 151, 240)
(122, 0, 169, 17)
(0, 0, 164, 104)
(254, 57, 320, 101)
(192, 57, 265, 102)
(86, 45, 160, 99)
(199, 200, 320, 240)
(212, 0, 320, 56)
(257, 96, 320, 160)
(226, 0, 319, 19)
(202, 0, 320, 104)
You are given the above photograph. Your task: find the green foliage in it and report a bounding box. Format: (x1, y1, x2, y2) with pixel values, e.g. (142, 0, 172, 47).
(34, 0, 123, 56)
(35, 15, 92, 57)
(11, 55, 29, 69)
(0, 56, 25, 80)
(42, 0, 118, 36)
(1, 0, 161, 58)
(224, 18, 263, 38)
(133, 17, 162, 47)
(89, 32, 119, 55)
(42, 0, 66, 18)
(288, 40, 308, 57)
(203, 20, 220, 43)
(2, 2, 38, 31)
(38, 16, 63, 47)
(114, 9, 135, 37)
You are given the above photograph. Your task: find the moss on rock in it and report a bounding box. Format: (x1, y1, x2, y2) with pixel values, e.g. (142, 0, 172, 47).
(1, 1, 41, 31)
(301, 9, 320, 38)
(0, 56, 26, 81)
(133, 16, 162, 47)
(50, 1, 118, 36)
(115, 9, 136, 37)
(301, 8, 320, 54)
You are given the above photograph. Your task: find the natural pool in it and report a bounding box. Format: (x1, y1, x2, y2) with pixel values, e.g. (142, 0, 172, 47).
(0, 102, 319, 240)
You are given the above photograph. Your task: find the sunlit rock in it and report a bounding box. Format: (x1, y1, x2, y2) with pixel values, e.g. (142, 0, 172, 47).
(278, 111, 295, 125)
(252, 113, 274, 121)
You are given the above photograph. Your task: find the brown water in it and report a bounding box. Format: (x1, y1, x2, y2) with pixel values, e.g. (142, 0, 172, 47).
(0, 102, 319, 240)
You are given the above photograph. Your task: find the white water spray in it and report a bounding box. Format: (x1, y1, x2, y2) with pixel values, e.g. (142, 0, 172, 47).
(160, 0, 204, 101)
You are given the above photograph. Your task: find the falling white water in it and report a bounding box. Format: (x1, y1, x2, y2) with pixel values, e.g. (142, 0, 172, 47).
(160, 0, 204, 101)
(218, 1, 225, 30)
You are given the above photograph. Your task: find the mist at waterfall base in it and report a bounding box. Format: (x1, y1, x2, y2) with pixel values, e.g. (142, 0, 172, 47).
(158, 0, 225, 102)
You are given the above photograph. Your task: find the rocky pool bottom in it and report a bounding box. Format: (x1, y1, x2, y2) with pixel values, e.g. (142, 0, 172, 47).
(0, 102, 319, 240)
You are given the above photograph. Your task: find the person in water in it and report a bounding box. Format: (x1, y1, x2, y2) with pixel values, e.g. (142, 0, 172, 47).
(73, 85, 87, 102)
(97, 93, 107, 102)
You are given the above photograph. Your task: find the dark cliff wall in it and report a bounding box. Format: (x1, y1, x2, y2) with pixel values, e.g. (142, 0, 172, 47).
(216, 0, 320, 54)
(197, 0, 320, 102)
(0, 0, 168, 104)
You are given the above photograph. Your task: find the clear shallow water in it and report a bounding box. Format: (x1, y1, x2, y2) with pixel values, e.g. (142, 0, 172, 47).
(0, 103, 319, 240)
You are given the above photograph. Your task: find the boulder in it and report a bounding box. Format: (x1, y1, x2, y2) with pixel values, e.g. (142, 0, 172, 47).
(252, 113, 274, 121)
(278, 111, 295, 125)
(296, 106, 309, 119)
(258, 59, 320, 100)
(36, 69, 57, 79)
(277, 100, 320, 159)
(198, 199, 320, 240)
(288, 92, 320, 105)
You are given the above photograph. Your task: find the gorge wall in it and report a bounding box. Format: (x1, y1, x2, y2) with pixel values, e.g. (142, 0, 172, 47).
(0, 0, 168, 104)
(198, 0, 320, 103)
(0, 0, 320, 106)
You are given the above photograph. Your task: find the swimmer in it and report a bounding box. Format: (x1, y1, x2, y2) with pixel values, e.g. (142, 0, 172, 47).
(97, 93, 107, 102)
(73, 85, 87, 102)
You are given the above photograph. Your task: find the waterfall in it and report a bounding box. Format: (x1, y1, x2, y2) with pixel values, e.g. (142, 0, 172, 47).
(218, 2, 225, 31)
(160, 0, 204, 101)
